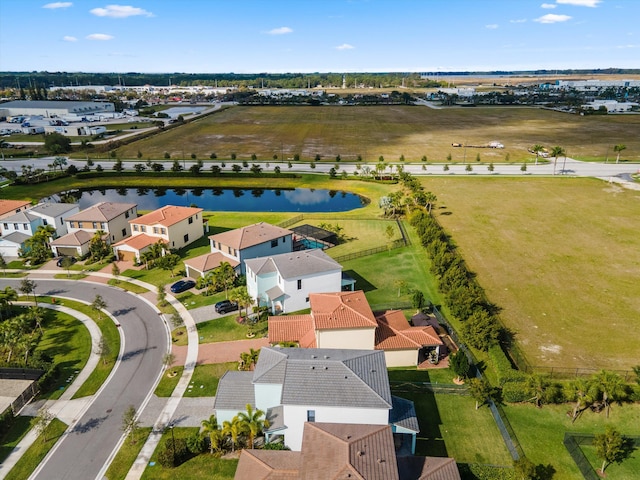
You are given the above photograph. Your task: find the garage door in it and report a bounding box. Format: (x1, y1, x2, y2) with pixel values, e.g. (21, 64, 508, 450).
(118, 250, 136, 262)
(56, 247, 78, 257)
(0, 244, 21, 258)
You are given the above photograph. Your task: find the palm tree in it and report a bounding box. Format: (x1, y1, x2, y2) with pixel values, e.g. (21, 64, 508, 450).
(237, 404, 269, 449)
(0, 286, 18, 320)
(215, 262, 236, 299)
(531, 144, 544, 165)
(0, 252, 7, 277)
(221, 416, 245, 452)
(28, 306, 44, 334)
(564, 378, 596, 423)
(613, 144, 626, 164)
(200, 414, 223, 454)
(550, 146, 565, 175)
(593, 370, 627, 418)
(525, 374, 551, 408)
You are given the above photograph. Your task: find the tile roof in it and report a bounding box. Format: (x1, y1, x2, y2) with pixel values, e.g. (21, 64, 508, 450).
(112, 233, 162, 251)
(29, 202, 79, 217)
(375, 311, 443, 351)
(1, 211, 39, 224)
(396, 456, 461, 480)
(131, 205, 202, 227)
(390, 396, 420, 433)
(213, 371, 255, 411)
(234, 449, 301, 480)
(50, 230, 93, 246)
(183, 252, 239, 273)
(246, 249, 342, 280)
(268, 316, 315, 345)
(256, 347, 392, 409)
(209, 222, 292, 250)
(0, 232, 30, 244)
(311, 291, 378, 330)
(66, 202, 136, 222)
(0, 200, 31, 217)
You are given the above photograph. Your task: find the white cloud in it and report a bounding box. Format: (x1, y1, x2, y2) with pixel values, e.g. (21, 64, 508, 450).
(43, 2, 72, 8)
(90, 5, 154, 18)
(266, 27, 293, 35)
(63, 35, 77, 42)
(616, 44, 639, 49)
(486, 24, 499, 29)
(556, 0, 601, 6)
(534, 13, 572, 23)
(510, 19, 527, 23)
(86, 33, 114, 40)
(336, 43, 354, 50)
(541, 3, 557, 8)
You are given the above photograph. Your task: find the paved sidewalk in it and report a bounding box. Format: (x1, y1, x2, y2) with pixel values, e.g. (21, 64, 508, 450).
(0, 302, 103, 480)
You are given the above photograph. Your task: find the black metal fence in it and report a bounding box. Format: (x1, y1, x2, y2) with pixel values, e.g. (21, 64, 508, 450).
(277, 214, 304, 229)
(390, 381, 468, 395)
(563, 432, 640, 480)
(0, 368, 44, 380)
(333, 240, 406, 263)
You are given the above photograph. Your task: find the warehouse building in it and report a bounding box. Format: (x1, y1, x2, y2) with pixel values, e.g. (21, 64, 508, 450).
(0, 100, 115, 119)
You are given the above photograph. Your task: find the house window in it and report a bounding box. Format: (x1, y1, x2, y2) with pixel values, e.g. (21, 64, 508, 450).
(184, 234, 189, 243)
(125, 211, 130, 218)
(297, 279, 302, 290)
(133, 225, 139, 232)
(188, 216, 193, 224)
(306, 297, 309, 303)
(161, 228, 166, 235)
(2, 223, 7, 229)
(307, 410, 315, 422)
(43, 219, 48, 225)
(228, 246, 232, 254)
(271, 239, 278, 248)
(59, 218, 63, 225)
(22, 223, 28, 230)
(141, 226, 146, 232)
(153, 227, 159, 234)
(101, 222, 106, 229)
(13, 223, 18, 229)
(122, 228, 126, 237)
(92, 222, 98, 229)
(78, 222, 83, 228)
(282, 236, 286, 243)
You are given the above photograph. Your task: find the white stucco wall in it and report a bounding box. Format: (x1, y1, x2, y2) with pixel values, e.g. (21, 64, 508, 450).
(316, 327, 375, 350)
(1, 218, 40, 237)
(384, 349, 419, 368)
(254, 383, 283, 412)
(280, 269, 341, 313)
(282, 404, 389, 451)
(166, 214, 203, 249)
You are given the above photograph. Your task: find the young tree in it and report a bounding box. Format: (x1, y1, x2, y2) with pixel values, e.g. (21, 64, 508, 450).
(449, 350, 469, 382)
(214, 262, 236, 299)
(513, 457, 537, 480)
(34, 407, 54, 442)
(91, 294, 107, 320)
(200, 414, 223, 454)
(594, 426, 628, 474)
(468, 377, 496, 410)
(613, 144, 626, 164)
(96, 336, 111, 366)
(411, 290, 425, 312)
(171, 312, 184, 329)
(111, 262, 121, 282)
(19, 278, 38, 307)
(0, 252, 7, 277)
(60, 256, 74, 277)
(521, 163, 527, 173)
(157, 283, 168, 307)
(221, 416, 245, 452)
(163, 352, 176, 372)
(237, 404, 269, 449)
(156, 253, 181, 277)
(122, 405, 141, 444)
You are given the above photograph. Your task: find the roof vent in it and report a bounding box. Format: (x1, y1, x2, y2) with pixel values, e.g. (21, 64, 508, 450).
(377, 458, 385, 464)
(344, 375, 348, 379)
(324, 366, 328, 370)
(311, 355, 317, 359)
(346, 435, 352, 439)
(324, 355, 330, 359)
(357, 450, 364, 457)
(371, 369, 376, 373)
(310, 366, 315, 370)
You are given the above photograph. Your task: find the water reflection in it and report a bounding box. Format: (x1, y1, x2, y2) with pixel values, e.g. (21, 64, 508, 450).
(68, 187, 365, 212)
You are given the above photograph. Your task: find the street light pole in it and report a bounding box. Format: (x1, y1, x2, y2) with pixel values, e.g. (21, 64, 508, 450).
(169, 423, 176, 466)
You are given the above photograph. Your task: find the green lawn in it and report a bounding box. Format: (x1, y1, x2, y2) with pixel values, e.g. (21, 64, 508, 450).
(154, 366, 185, 397)
(174, 290, 221, 310)
(5, 418, 67, 480)
(398, 391, 512, 465)
(581, 443, 640, 480)
(0, 416, 33, 464)
(388, 367, 456, 385)
(504, 402, 640, 480)
(35, 308, 91, 400)
(141, 427, 237, 480)
(197, 316, 248, 343)
(184, 362, 238, 398)
(104, 427, 152, 480)
(107, 278, 150, 294)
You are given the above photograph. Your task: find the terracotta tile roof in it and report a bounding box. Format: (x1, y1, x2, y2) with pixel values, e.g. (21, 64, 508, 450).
(375, 310, 443, 351)
(0, 200, 32, 218)
(112, 233, 162, 251)
(50, 230, 93, 246)
(310, 291, 378, 330)
(131, 205, 202, 227)
(209, 222, 292, 250)
(183, 252, 239, 273)
(396, 455, 461, 480)
(66, 202, 136, 222)
(268, 315, 314, 344)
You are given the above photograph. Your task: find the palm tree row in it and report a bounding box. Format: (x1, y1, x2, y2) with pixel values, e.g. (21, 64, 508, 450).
(199, 405, 270, 455)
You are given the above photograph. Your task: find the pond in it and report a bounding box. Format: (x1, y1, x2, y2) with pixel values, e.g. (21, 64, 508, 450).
(64, 188, 366, 212)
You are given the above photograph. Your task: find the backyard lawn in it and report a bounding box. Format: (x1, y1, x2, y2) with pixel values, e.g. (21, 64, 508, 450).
(196, 316, 248, 343)
(183, 362, 238, 398)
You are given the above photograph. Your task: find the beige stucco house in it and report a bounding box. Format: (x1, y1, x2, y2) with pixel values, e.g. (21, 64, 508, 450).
(64, 202, 138, 244)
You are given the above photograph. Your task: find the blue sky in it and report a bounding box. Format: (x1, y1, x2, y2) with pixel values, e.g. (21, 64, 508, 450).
(0, 0, 638, 73)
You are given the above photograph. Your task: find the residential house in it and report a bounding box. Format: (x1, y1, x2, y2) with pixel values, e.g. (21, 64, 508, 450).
(235, 422, 461, 480)
(186, 222, 292, 277)
(214, 347, 419, 453)
(245, 249, 353, 314)
(64, 202, 137, 243)
(112, 205, 203, 262)
(268, 291, 443, 368)
(50, 202, 137, 258)
(27, 202, 79, 237)
(0, 200, 31, 222)
(0, 211, 43, 238)
(0, 232, 31, 258)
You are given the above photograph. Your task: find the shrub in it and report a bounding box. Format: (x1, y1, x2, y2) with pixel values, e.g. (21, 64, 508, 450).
(502, 381, 530, 403)
(157, 437, 189, 468)
(488, 345, 525, 385)
(187, 432, 205, 454)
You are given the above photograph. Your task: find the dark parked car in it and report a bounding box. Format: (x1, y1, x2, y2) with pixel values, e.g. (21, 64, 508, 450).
(215, 300, 239, 314)
(56, 256, 77, 267)
(170, 279, 196, 294)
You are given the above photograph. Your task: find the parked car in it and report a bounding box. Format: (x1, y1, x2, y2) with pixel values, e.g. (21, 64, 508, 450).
(170, 279, 196, 294)
(215, 300, 239, 314)
(56, 256, 77, 267)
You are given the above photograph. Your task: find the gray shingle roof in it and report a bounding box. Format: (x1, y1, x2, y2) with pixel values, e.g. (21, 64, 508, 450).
(246, 249, 341, 280)
(390, 395, 420, 433)
(29, 202, 79, 217)
(1, 211, 39, 223)
(213, 371, 255, 411)
(0, 232, 30, 244)
(256, 347, 392, 409)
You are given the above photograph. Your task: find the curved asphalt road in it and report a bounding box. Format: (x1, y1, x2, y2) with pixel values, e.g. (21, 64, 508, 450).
(0, 279, 168, 480)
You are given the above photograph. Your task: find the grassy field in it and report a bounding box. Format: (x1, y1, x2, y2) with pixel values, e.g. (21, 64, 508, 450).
(114, 106, 640, 162)
(581, 443, 640, 480)
(184, 362, 237, 398)
(104, 427, 152, 480)
(505, 402, 640, 480)
(197, 316, 248, 343)
(426, 176, 640, 371)
(5, 418, 67, 480)
(154, 366, 184, 397)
